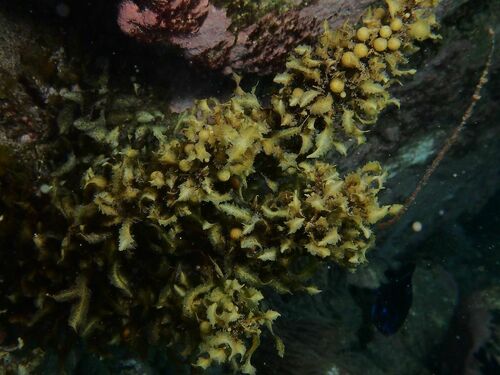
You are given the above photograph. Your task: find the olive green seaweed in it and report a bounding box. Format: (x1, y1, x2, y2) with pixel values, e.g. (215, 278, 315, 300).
(213, 0, 308, 31)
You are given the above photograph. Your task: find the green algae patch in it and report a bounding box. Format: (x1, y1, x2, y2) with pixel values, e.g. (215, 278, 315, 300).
(213, 0, 309, 31)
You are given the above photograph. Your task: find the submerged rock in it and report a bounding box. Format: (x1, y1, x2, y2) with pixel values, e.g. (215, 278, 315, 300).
(116, 0, 377, 74)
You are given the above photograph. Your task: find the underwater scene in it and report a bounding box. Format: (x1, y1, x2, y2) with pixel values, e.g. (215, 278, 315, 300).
(0, 0, 499, 374)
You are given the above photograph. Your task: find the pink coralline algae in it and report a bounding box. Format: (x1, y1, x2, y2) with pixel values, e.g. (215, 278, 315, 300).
(117, 0, 377, 74)
(118, 0, 233, 67)
(118, 0, 211, 41)
(117, 1, 161, 38)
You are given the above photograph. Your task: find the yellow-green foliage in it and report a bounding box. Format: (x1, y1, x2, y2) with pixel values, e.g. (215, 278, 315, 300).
(85, 88, 401, 270)
(272, 0, 439, 154)
(1, 1, 439, 374)
(68, 86, 400, 371)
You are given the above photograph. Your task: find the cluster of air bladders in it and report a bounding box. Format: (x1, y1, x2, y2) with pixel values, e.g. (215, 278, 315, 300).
(16, 1, 440, 374)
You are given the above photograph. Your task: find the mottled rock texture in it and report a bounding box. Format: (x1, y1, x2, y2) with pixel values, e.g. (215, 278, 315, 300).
(116, 0, 377, 74)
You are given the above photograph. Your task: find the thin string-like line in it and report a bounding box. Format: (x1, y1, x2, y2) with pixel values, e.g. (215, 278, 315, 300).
(379, 28, 496, 230)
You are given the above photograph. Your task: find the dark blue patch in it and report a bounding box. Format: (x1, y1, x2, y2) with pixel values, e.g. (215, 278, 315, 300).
(371, 263, 416, 336)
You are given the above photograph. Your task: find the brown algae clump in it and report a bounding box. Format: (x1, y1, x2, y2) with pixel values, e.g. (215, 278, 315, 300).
(272, 0, 440, 155)
(59, 82, 400, 374)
